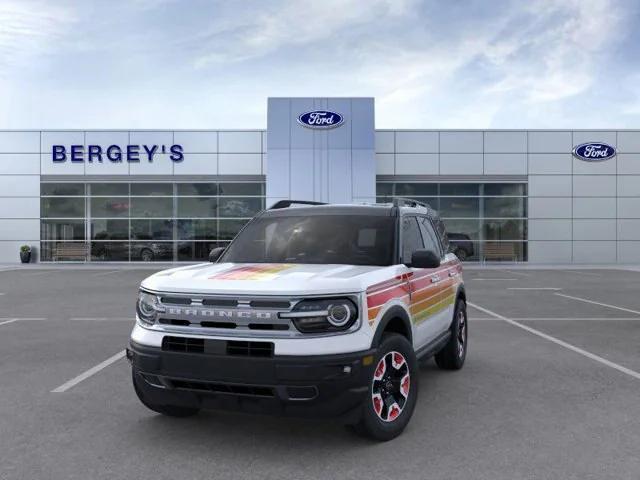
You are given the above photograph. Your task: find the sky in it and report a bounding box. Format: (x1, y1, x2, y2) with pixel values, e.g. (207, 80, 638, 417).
(0, 0, 639, 129)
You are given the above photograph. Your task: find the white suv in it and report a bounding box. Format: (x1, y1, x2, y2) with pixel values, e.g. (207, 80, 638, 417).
(127, 199, 468, 441)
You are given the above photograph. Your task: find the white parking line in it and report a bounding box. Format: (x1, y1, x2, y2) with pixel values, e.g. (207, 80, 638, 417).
(0, 292, 5, 295)
(0, 318, 47, 325)
(51, 350, 126, 393)
(470, 278, 519, 281)
(508, 287, 562, 291)
(554, 293, 640, 316)
(70, 317, 132, 321)
(0, 318, 18, 326)
(91, 270, 121, 277)
(468, 301, 640, 381)
(500, 269, 531, 277)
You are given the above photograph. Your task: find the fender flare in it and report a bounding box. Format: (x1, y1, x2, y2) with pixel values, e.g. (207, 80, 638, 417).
(371, 305, 413, 348)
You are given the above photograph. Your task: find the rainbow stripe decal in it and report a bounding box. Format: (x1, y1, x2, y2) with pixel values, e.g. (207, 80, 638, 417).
(366, 263, 460, 326)
(209, 264, 295, 281)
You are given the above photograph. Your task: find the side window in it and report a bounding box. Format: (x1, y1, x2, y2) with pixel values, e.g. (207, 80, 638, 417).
(419, 217, 443, 258)
(401, 216, 424, 264)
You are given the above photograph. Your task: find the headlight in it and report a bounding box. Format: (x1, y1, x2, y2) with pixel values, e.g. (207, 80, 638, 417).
(136, 291, 162, 325)
(280, 298, 358, 333)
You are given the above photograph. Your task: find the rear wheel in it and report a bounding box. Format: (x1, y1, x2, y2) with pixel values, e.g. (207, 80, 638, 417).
(455, 248, 467, 261)
(140, 249, 154, 262)
(435, 299, 468, 370)
(351, 333, 418, 441)
(132, 370, 199, 417)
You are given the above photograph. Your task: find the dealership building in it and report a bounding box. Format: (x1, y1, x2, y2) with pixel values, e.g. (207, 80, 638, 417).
(1, 97, 639, 264)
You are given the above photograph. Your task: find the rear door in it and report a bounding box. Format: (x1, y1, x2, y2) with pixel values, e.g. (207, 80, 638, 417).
(418, 216, 456, 334)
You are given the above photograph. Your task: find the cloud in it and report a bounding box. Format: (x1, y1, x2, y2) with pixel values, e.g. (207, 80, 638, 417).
(0, 1, 76, 70)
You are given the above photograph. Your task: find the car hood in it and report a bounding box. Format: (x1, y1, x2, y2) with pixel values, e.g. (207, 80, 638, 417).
(141, 262, 387, 296)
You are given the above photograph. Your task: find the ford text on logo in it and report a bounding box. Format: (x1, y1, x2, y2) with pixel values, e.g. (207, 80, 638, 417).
(572, 142, 616, 162)
(297, 110, 344, 129)
(52, 144, 184, 163)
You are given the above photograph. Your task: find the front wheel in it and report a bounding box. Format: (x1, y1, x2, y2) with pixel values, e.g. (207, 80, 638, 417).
(351, 333, 418, 441)
(435, 299, 468, 370)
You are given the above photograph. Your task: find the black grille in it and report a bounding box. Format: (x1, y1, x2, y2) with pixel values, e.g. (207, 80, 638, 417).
(248, 323, 289, 331)
(162, 336, 204, 353)
(202, 298, 238, 307)
(227, 340, 274, 357)
(162, 336, 274, 358)
(200, 321, 236, 329)
(160, 296, 192, 305)
(159, 318, 191, 326)
(249, 300, 291, 309)
(170, 379, 274, 397)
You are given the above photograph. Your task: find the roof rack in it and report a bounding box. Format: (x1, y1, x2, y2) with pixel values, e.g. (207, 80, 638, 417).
(269, 200, 328, 210)
(392, 197, 434, 210)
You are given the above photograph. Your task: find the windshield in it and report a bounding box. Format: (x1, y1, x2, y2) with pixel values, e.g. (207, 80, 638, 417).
(221, 214, 395, 266)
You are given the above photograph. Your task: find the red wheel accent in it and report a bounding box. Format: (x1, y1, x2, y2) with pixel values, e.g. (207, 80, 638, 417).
(372, 394, 383, 416)
(400, 373, 410, 398)
(388, 403, 400, 421)
(374, 358, 386, 380)
(393, 352, 405, 368)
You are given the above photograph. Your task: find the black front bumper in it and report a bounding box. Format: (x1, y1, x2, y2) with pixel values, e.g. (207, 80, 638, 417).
(128, 340, 376, 421)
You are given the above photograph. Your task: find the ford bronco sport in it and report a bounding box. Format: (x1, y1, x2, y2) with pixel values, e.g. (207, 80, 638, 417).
(128, 199, 468, 441)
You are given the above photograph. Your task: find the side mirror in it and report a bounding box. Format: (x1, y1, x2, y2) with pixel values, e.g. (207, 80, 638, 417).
(409, 249, 440, 269)
(209, 247, 226, 263)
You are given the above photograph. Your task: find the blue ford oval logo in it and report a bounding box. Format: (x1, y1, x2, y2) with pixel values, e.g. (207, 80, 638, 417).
(573, 142, 616, 162)
(297, 110, 344, 129)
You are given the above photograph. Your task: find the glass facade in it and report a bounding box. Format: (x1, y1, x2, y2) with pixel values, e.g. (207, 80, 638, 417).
(40, 182, 265, 262)
(377, 182, 528, 262)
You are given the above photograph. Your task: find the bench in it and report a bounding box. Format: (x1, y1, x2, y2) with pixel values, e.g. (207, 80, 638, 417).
(53, 243, 88, 261)
(482, 242, 517, 262)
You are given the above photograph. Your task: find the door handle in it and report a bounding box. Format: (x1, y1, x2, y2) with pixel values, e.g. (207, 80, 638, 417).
(431, 275, 440, 283)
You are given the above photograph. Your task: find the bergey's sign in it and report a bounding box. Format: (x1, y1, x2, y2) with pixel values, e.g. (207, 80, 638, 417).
(52, 144, 184, 163)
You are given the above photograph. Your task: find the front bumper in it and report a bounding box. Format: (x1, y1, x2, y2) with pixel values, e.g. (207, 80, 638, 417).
(128, 340, 376, 421)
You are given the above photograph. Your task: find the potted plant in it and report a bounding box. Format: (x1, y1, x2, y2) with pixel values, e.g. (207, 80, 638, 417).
(20, 245, 31, 264)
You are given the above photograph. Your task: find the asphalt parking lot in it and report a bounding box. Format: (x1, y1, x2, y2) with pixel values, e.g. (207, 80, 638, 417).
(1, 265, 639, 480)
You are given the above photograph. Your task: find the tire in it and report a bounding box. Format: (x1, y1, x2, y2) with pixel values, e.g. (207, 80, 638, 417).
(140, 249, 154, 262)
(132, 370, 199, 418)
(455, 248, 467, 261)
(435, 299, 468, 370)
(351, 333, 418, 441)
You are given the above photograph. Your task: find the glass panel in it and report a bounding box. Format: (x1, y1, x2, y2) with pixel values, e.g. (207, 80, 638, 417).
(394, 183, 437, 196)
(40, 241, 87, 261)
(218, 183, 264, 196)
(484, 197, 527, 218)
(443, 219, 480, 241)
(90, 183, 128, 196)
(483, 183, 526, 196)
(449, 241, 479, 262)
(90, 242, 130, 261)
(177, 197, 217, 218)
(401, 217, 424, 264)
(91, 219, 129, 240)
(439, 197, 479, 218)
(131, 219, 173, 240)
(481, 241, 527, 262)
(483, 219, 526, 241)
(41, 183, 84, 196)
(177, 183, 217, 196)
(91, 197, 129, 218)
(376, 183, 393, 196)
(218, 197, 263, 218)
(178, 241, 227, 262)
(41, 220, 85, 241)
(130, 242, 174, 261)
(218, 219, 249, 240)
(41, 198, 85, 218)
(131, 183, 173, 196)
(440, 183, 480, 196)
(177, 219, 217, 240)
(130, 198, 173, 218)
